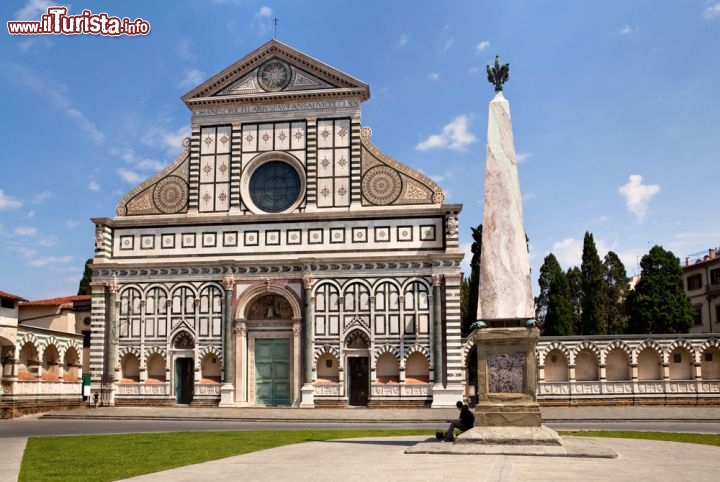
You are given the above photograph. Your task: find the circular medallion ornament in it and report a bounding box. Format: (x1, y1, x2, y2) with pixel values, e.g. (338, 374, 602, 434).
(362, 166, 402, 205)
(257, 59, 292, 92)
(153, 176, 188, 214)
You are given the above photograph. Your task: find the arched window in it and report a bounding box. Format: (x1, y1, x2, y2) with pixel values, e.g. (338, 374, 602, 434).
(405, 352, 429, 384)
(376, 352, 399, 384)
(316, 353, 339, 384)
(18, 342, 39, 380)
(403, 281, 430, 336)
(669, 347, 693, 380)
(198, 285, 223, 337)
(64, 347, 80, 382)
(119, 288, 142, 338)
(702, 347, 720, 379)
(637, 348, 661, 380)
(145, 287, 168, 339)
(314, 283, 339, 337)
(146, 353, 166, 383)
(121, 353, 140, 383)
(544, 349, 569, 382)
(374, 282, 400, 336)
(42, 344, 60, 381)
(200, 353, 221, 384)
(605, 348, 630, 381)
(574, 349, 598, 381)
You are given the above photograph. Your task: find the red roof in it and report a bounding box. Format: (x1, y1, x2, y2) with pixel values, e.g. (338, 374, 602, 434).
(20, 295, 91, 306)
(0, 290, 27, 301)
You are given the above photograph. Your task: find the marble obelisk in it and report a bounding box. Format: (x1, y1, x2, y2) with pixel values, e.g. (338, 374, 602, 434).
(476, 88, 534, 324)
(461, 56, 556, 442)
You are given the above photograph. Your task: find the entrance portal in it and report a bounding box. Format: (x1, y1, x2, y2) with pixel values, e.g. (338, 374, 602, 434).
(175, 357, 194, 404)
(348, 357, 369, 406)
(255, 338, 290, 405)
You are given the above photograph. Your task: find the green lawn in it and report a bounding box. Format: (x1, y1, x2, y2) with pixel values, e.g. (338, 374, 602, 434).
(19, 429, 429, 482)
(19, 429, 720, 481)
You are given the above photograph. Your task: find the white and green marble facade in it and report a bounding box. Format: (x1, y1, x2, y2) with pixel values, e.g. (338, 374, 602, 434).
(89, 40, 464, 407)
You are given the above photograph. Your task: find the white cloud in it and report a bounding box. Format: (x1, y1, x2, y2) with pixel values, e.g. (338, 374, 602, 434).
(516, 152, 532, 163)
(703, 3, 720, 19)
(134, 158, 166, 172)
(619, 25, 634, 35)
(88, 181, 100, 191)
(441, 38, 455, 53)
(178, 69, 205, 89)
(65, 220, 80, 228)
(551, 237, 612, 270)
(176, 39, 197, 62)
(28, 255, 74, 267)
(38, 235, 58, 247)
(618, 174, 660, 220)
(6, 64, 104, 144)
(0, 190, 22, 210)
(14, 226, 38, 236)
(32, 190, 52, 204)
(428, 72, 441, 81)
(27, 210, 35, 219)
(14, 0, 54, 20)
(117, 168, 143, 184)
(141, 124, 190, 154)
(475, 40, 490, 53)
(468, 66, 481, 75)
(256, 6, 273, 18)
(397, 34, 409, 47)
(416, 115, 477, 152)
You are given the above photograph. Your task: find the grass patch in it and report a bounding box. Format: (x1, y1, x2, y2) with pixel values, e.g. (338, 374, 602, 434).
(19, 429, 429, 482)
(560, 431, 720, 447)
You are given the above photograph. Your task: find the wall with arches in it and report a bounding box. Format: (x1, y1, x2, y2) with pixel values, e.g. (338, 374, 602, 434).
(461, 334, 720, 405)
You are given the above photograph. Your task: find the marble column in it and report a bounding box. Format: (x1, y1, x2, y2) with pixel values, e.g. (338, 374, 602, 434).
(106, 278, 119, 406)
(219, 274, 235, 406)
(300, 274, 315, 407)
(477, 91, 534, 324)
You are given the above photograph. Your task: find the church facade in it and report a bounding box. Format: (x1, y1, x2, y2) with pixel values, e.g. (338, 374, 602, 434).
(89, 40, 464, 407)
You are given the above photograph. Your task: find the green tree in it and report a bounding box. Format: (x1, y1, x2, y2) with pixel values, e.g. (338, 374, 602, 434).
(535, 254, 573, 336)
(566, 266, 583, 334)
(462, 225, 482, 336)
(603, 251, 629, 334)
(580, 232, 607, 335)
(78, 258, 93, 295)
(535, 253, 560, 325)
(625, 245, 694, 334)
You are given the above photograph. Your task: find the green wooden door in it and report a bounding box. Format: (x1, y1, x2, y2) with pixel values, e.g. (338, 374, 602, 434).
(255, 338, 290, 405)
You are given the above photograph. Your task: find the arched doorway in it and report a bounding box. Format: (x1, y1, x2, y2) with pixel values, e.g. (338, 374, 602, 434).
(345, 330, 370, 406)
(242, 292, 298, 406)
(173, 331, 194, 404)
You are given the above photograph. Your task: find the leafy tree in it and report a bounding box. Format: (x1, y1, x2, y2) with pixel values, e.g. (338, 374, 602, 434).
(625, 245, 694, 334)
(78, 258, 93, 295)
(603, 251, 629, 334)
(566, 267, 583, 334)
(580, 232, 607, 335)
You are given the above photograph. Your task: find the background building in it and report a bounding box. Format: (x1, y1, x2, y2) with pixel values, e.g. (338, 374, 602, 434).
(683, 247, 720, 333)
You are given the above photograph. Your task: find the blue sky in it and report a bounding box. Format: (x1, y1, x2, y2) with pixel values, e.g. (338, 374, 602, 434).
(2, 0, 719, 300)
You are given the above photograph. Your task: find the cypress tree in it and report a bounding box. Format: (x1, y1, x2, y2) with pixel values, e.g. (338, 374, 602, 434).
(580, 232, 607, 334)
(566, 266, 583, 334)
(78, 258, 93, 295)
(603, 251, 629, 334)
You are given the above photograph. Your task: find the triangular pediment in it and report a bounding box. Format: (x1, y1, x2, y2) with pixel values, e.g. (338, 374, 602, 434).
(182, 39, 369, 106)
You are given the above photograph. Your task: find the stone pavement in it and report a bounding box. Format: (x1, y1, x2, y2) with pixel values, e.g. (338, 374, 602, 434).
(4, 405, 720, 482)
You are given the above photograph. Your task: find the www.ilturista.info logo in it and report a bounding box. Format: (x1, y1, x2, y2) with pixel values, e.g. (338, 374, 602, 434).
(7, 6, 150, 36)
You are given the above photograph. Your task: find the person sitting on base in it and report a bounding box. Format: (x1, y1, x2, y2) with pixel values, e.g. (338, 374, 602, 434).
(436, 401, 474, 442)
